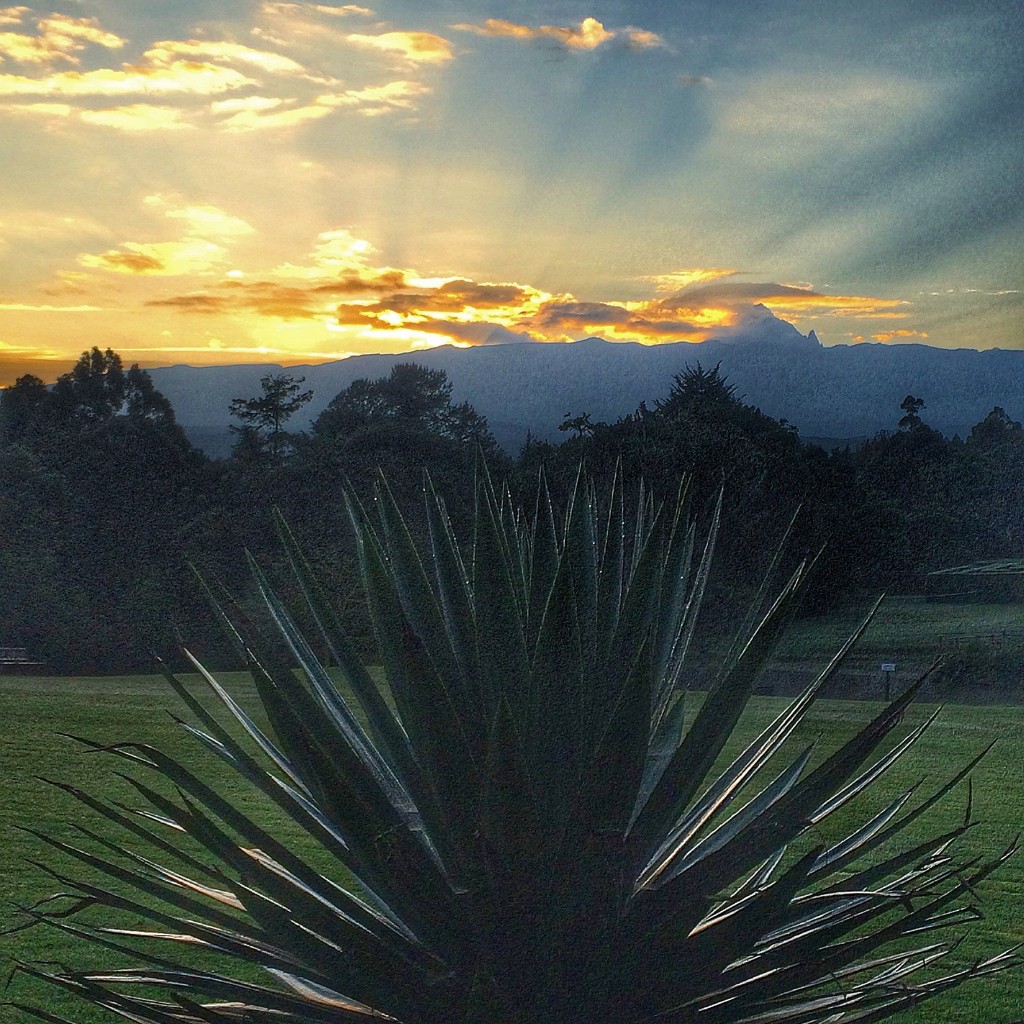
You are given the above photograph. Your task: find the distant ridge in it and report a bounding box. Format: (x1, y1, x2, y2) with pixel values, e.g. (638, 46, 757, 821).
(149, 310, 1024, 455)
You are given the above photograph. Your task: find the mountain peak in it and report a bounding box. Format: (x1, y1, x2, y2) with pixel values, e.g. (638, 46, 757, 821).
(712, 304, 820, 348)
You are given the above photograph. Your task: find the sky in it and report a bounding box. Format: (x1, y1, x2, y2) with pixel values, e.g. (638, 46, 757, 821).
(0, 1, 1020, 385)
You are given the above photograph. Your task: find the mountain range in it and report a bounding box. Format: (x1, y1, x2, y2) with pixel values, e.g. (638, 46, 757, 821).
(147, 307, 1024, 455)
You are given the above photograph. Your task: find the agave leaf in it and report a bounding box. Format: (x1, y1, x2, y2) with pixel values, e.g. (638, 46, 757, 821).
(650, 484, 711, 731)
(594, 498, 665, 750)
(632, 689, 688, 828)
(644, 744, 816, 891)
(631, 556, 811, 860)
(371, 476, 474, 726)
(94, 739, 415, 944)
(811, 746, 992, 888)
(272, 509, 417, 777)
(595, 460, 626, 652)
(477, 695, 543, 887)
(645, 846, 822, 1012)
(471, 469, 531, 723)
(175, 647, 312, 797)
(526, 468, 561, 651)
(38, 778, 221, 882)
(562, 467, 599, 674)
(579, 632, 653, 837)
(423, 478, 481, 724)
(663, 665, 938, 901)
(246, 557, 419, 824)
(528, 535, 586, 823)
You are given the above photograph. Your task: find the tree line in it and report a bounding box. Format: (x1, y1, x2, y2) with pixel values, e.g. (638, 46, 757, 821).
(1, 348, 1021, 673)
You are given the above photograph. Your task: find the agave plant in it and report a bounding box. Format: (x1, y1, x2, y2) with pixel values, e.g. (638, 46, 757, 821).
(7, 469, 1020, 1023)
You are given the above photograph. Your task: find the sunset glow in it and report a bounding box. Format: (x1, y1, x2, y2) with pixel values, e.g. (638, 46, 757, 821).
(0, 1, 1019, 384)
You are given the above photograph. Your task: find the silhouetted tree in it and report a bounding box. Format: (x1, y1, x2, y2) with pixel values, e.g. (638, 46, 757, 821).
(656, 362, 738, 418)
(313, 363, 497, 453)
(229, 373, 313, 458)
(559, 411, 595, 438)
(967, 406, 1023, 447)
(0, 373, 48, 443)
(898, 395, 926, 430)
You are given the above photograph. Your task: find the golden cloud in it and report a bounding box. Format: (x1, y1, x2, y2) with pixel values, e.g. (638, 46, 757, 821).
(209, 95, 284, 114)
(125, 226, 911, 354)
(623, 28, 665, 49)
(215, 98, 335, 131)
(80, 239, 228, 276)
(321, 79, 431, 113)
(158, 202, 257, 239)
(453, 16, 663, 51)
(871, 328, 929, 342)
(76, 199, 254, 277)
(0, 12, 124, 65)
(79, 103, 194, 131)
(148, 280, 323, 320)
(650, 268, 736, 292)
(316, 4, 373, 15)
(260, 2, 373, 17)
(36, 13, 125, 50)
(0, 60, 255, 97)
(657, 281, 908, 321)
(144, 39, 307, 77)
(207, 81, 428, 131)
(345, 30, 453, 64)
(0, 8, 28, 28)
(79, 249, 165, 274)
(0, 301, 103, 311)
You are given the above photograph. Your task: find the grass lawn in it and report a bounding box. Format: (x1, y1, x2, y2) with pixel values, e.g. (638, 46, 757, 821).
(771, 597, 1024, 701)
(3, 670, 1024, 1023)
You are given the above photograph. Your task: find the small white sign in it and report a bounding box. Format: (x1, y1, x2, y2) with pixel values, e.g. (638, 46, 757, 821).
(881, 663, 896, 672)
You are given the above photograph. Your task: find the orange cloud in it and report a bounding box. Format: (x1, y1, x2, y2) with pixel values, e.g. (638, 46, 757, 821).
(453, 17, 663, 51)
(149, 280, 324, 320)
(871, 328, 929, 342)
(345, 30, 453, 64)
(122, 226, 909, 355)
(79, 249, 165, 274)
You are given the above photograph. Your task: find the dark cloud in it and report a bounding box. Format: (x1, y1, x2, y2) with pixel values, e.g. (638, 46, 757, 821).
(409, 319, 532, 345)
(656, 281, 821, 308)
(308, 270, 409, 295)
(432, 279, 530, 308)
(146, 293, 230, 312)
(533, 300, 634, 328)
(147, 280, 321, 319)
(533, 299, 707, 338)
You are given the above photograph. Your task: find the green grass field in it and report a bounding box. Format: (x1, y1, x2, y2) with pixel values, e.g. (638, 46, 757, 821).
(771, 597, 1024, 702)
(3, 660, 1024, 1023)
